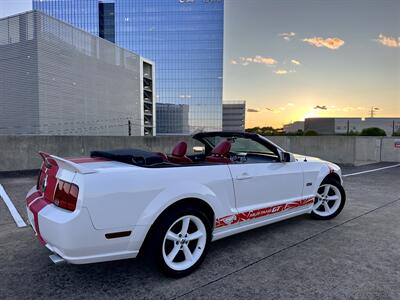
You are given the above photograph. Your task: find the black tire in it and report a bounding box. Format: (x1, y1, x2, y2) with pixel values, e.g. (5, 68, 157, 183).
(145, 206, 212, 277)
(310, 177, 346, 220)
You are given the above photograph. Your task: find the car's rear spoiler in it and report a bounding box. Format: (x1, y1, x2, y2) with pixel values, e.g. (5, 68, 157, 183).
(50, 155, 97, 174)
(39, 152, 97, 174)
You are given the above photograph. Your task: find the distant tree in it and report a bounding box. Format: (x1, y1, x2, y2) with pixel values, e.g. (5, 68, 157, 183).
(393, 130, 400, 137)
(304, 130, 319, 136)
(360, 127, 386, 136)
(246, 127, 260, 134)
(347, 130, 360, 136)
(284, 129, 304, 136)
(246, 126, 284, 136)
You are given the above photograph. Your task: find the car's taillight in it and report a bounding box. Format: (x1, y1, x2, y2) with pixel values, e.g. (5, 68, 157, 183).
(53, 180, 79, 212)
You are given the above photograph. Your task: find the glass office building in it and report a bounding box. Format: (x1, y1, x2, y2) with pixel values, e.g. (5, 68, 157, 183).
(33, 0, 224, 134)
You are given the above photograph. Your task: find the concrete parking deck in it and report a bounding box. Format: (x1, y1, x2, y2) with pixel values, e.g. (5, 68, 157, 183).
(0, 163, 399, 299)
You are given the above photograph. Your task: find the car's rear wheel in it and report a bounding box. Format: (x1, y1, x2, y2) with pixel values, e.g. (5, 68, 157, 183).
(310, 178, 346, 220)
(148, 207, 211, 277)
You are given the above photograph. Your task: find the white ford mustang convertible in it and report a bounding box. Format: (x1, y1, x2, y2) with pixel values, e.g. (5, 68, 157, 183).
(26, 132, 346, 277)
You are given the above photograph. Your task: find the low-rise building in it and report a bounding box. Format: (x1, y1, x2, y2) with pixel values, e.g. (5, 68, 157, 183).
(0, 11, 155, 136)
(283, 121, 304, 133)
(304, 117, 400, 135)
(223, 101, 246, 132)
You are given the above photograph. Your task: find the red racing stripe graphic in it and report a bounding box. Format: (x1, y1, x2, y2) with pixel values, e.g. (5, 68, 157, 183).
(29, 197, 52, 245)
(26, 153, 60, 244)
(215, 197, 315, 228)
(26, 191, 42, 206)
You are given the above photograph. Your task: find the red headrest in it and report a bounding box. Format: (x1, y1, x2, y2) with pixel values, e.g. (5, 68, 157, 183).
(211, 140, 231, 157)
(172, 141, 188, 157)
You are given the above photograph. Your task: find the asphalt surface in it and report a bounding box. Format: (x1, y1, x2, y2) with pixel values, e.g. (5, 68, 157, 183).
(0, 163, 399, 299)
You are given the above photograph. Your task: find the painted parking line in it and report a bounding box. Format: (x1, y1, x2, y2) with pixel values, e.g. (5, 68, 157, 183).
(0, 184, 27, 228)
(343, 163, 400, 178)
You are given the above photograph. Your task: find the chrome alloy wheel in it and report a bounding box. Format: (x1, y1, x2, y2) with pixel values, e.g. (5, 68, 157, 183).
(312, 184, 342, 217)
(162, 215, 207, 271)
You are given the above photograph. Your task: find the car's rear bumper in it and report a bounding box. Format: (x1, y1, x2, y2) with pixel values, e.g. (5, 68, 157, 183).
(26, 186, 145, 264)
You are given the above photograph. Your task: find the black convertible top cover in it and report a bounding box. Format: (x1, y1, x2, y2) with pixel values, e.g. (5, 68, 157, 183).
(91, 148, 165, 166)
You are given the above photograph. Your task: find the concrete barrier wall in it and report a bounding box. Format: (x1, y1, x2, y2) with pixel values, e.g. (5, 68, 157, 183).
(0, 135, 199, 172)
(269, 136, 357, 165)
(381, 138, 400, 163)
(353, 137, 382, 165)
(270, 136, 400, 166)
(0, 135, 399, 172)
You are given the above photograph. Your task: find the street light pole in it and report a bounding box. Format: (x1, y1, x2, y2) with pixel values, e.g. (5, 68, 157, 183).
(370, 107, 379, 118)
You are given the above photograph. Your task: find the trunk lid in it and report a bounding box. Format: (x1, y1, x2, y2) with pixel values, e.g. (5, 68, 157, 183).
(36, 153, 134, 201)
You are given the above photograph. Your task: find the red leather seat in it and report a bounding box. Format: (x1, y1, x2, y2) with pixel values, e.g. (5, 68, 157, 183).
(168, 141, 192, 164)
(205, 140, 232, 163)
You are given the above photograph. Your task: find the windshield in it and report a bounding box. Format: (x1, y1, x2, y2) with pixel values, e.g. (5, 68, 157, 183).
(204, 136, 276, 156)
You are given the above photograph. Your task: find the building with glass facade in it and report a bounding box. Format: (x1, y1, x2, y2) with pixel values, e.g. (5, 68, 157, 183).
(33, 0, 224, 134)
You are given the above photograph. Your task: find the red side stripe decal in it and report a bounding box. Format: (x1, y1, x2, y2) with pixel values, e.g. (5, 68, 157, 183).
(215, 197, 315, 228)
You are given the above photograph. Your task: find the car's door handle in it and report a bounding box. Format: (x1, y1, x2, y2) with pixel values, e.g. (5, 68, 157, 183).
(236, 172, 253, 180)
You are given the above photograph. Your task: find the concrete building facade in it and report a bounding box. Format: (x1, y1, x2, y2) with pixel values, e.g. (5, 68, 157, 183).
(0, 11, 155, 136)
(223, 101, 246, 132)
(305, 117, 400, 135)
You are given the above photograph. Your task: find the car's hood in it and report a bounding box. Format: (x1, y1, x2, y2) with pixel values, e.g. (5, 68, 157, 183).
(293, 153, 323, 162)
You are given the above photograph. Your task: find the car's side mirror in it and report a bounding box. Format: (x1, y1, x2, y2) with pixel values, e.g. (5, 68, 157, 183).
(278, 150, 292, 162)
(193, 146, 205, 153)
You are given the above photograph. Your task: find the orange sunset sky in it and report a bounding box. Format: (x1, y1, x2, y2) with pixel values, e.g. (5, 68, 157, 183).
(223, 0, 400, 128)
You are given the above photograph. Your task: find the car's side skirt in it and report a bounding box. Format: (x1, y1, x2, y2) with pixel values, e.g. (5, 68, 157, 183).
(215, 197, 314, 229)
(212, 205, 312, 242)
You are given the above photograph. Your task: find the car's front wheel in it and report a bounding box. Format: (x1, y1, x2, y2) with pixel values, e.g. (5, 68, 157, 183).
(311, 177, 346, 220)
(148, 207, 211, 277)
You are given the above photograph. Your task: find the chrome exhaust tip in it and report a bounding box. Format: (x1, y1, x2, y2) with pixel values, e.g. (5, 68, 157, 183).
(49, 253, 65, 265)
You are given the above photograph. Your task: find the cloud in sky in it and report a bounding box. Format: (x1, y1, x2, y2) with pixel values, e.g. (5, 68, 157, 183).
(232, 56, 299, 76)
(273, 106, 288, 114)
(311, 105, 366, 112)
(274, 69, 288, 75)
(247, 107, 278, 113)
(279, 32, 296, 41)
(342, 106, 366, 112)
(234, 55, 277, 66)
(375, 34, 400, 48)
(252, 56, 277, 65)
(302, 37, 345, 49)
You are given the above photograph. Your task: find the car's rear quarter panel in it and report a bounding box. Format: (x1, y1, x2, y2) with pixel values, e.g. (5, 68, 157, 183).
(79, 164, 236, 231)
